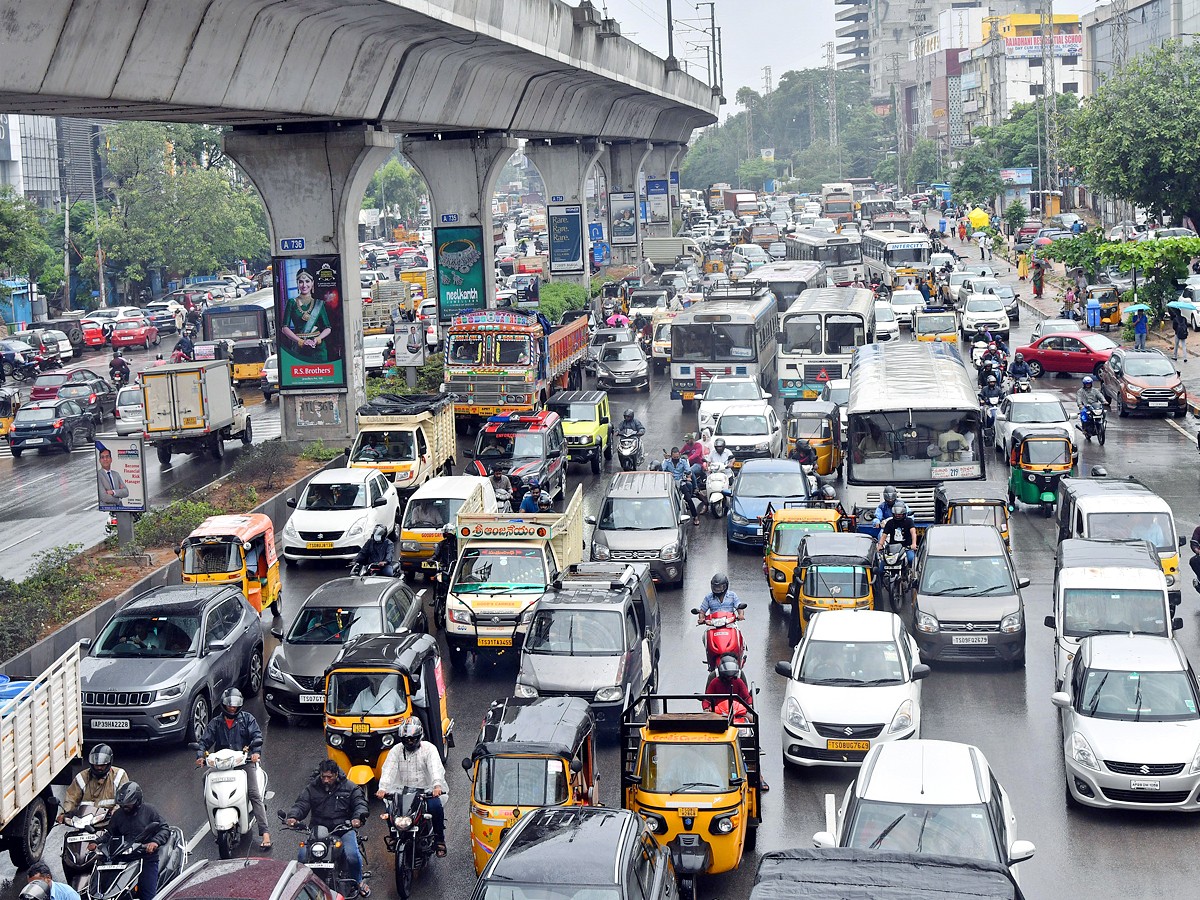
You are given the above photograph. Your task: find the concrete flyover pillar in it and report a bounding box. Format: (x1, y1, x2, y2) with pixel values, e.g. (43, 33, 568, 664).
(522, 139, 604, 290)
(600, 141, 652, 267)
(402, 134, 517, 314)
(225, 125, 394, 446)
(642, 143, 687, 238)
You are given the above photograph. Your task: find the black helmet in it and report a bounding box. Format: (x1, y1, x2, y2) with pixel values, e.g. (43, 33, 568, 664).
(714, 438, 726, 452)
(115, 781, 143, 811)
(1014, 352, 1024, 362)
(892, 500, 908, 516)
(623, 408, 635, 421)
(19, 882, 51, 900)
(717, 655, 740, 681)
(399, 716, 424, 752)
(221, 688, 244, 717)
(710, 572, 729, 596)
(89, 744, 114, 777)
(537, 494, 553, 511)
(883, 485, 898, 504)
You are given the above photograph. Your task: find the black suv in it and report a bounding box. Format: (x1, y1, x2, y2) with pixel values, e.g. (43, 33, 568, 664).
(472, 807, 674, 900)
(515, 563, 660, 732)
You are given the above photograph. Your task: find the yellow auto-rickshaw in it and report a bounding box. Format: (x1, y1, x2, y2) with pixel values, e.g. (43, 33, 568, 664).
(621, 695, 761, 900)
(934, 481, 1011, 550)
(912, 306, 959, 348)
(0, 387, 21, 438)
(785, 400, 843, 477)
(762, 501, 856, 606)
(180, 514, 280, 614)
(1089, 284, 1121, 331)
(463, 696, 597, 874)
(324, 633, 454, 786)
(785, 532, 879, 636)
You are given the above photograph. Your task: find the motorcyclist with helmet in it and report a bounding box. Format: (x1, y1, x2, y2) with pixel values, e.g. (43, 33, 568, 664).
(706, 438, 735, 469)
(108, 350, 131, 385)
(353, 524, 396, 576)
(286, 760, 370, 897)
(788, 438, 817, 466)
(94, 783, 170, 900)
(697, 572, 744, 623)
(376, 716, 449, 859)
(1076, 375, 1106, 410)
(873, 485, 898, 527)
(58, 743, 128, 823)
(618, 408, 645, 437)
(702, 655, 752, 710)
(22, 862, 79, 900)
(980, 373, 1005, 431)
(1008, 352, 1032, 381)
(876, 500, 918, 587)
(195, 688, 270, 849)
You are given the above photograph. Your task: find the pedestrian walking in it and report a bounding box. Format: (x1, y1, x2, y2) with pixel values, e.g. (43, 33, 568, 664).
(979, 233, 986, 261)
(958, 221, 967, 242)
(1172, 310, 1189, 361)
(1032, 261, 1044, 299)
(1017, 251, 1029, 281)
(1133, 308, 1149, 351)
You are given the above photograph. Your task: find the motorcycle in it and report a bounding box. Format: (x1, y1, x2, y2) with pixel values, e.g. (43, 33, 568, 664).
(86, 825, 188, 900)
(616, 428, 643, 471)
(976, 359, 1004, 391)
(1010, 376, 1032, 394)
(61, 801, 114, 891)
(881, 542, 910, 611)
(351, 561, 393, 577)
(981, 395, 1000, 447)
(970, 340, 989, 367)
(691, 603, 748, 671)
(1079, 403, 1107, 445)
(705, 462, 732, 519)
(193, 746, 270, 859)
(110, 367, 131, 388)
(381, 788, 436, 900)
(10, 359, 40, 382)
(279, 813, 366, 897)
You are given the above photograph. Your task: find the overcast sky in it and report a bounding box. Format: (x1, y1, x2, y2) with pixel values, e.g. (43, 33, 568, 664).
(601, 0, 1099, 116)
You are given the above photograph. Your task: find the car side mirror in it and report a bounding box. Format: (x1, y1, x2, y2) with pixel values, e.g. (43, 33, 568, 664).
(462, 448, 474, 459)
(585, 516, 596, 525)
(911, 663, 931, 681)
(775, 332, 785, 345)
(1051, 691, 1072, 709)
(812, 831, 836, 849)
(1017, 577, 1031, 588)
(206, 640, 229, 655)
(1044, 614, 1055, 629)
(270, 626, 284, 640)
(461, 757, 473, 773)
(78, 638, 91, 649)
(600, 416, 609, 424)
(1007, 840, 1036, 865)
(1180, 536, 1187, 548)
(1174, 617, 1185, 631)
(774, 660, 793, 678)
(286, 497, 297, 508)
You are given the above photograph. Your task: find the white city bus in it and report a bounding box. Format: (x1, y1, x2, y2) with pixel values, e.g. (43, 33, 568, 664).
(669, 285, 779, 409)
(784, 231, 864, 286)
(860, 229, 933, 288)
(844, 341, 985, 526)
(740, 260, 828, 314)
(777, 287, 876, 406)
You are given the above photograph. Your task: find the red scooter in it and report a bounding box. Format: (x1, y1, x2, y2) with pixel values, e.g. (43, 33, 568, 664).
(691, 603, 748, 670)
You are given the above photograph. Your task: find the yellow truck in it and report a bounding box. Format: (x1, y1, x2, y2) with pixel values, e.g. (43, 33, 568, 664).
(348, 393, 456, 495)
(399, 267, 436, 302)
(443, 486, 585, 672)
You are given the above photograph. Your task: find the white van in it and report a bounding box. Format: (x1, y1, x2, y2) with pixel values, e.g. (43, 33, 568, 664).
(398, 475, 499, 576)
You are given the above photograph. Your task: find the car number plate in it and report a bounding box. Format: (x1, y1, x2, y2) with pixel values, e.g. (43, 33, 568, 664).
(678, 807, 698, 817)
(299, 694, 325, 704)
(1130, 779, 1161, 791)
(421, 560, 439, 569)
(306, 541, 334, 550)
(682, 392, 695, 400)
(24, 438, 44, 445)
(352, 723, 370, 734)
(826, 740, 870, 752)
(615, 376, 630, 383)
(91, 719, 129, 729)
(952, 635, 989, 645)
(479, 637, 513, 647)
(1149, 401, 1169, 408)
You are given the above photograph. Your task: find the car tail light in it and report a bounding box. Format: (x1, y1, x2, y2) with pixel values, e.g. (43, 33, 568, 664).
(53, 418, 64, 428)
(89, 393, 97, 403)
(114, 409, 121, 418)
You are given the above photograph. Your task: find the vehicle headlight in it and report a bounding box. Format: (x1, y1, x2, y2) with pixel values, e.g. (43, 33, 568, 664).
(448, 608, 472, 625)
(592, 543, 611, 560)
(754, 441, 771, 452)
(400, 541, 420, 552)
(394, 469, 413, 482)
(394, 815, 413, 829)
(710, 815, 735, 835)
(381, 734, 396, 748)
(1189, 743, 1200, 775)
(999, 611, 1023, 633)
(1175, 384, 1186, 394)
(1166, 574, 1176, 586)
(660, 542, 680, 561)
(155, 683, 185, 702)
(308, 841, 327, 860)
(328, 733, 344, 748)
(915, 611, 939, 634)
(283, 519, 298, 537)
(731, 512, 750, 526)
(1070, 731, 1100, 771)
(266, 654, 283, 682)
(514, 683, 539, 698)
(595, 686, 624, 703)
(888, 699, 914, 734)
(784, 696, 809, 732)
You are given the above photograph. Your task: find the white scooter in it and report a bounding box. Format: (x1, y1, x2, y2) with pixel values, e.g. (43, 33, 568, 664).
(196, 747, 271, 859)
(705, 462, 732, 518)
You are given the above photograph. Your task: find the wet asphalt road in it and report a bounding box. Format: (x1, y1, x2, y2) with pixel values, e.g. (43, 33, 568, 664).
(0, 343, 281, 579)
(6, 309, 1200, 900)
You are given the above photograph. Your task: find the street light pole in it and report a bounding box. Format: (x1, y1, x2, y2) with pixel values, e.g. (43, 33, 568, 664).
(89, 127, 106, 307)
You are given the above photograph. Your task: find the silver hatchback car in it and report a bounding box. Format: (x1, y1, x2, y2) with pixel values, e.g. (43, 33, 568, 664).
(114, 385, 144, 436)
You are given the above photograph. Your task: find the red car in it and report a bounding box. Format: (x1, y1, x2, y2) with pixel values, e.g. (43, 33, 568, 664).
(155, 858, 340, 900)
(109, 317, 161, 349)
(80, 319, 107, 349)
(1015, 330, 1118, 378)
(29, 368, 106, 401)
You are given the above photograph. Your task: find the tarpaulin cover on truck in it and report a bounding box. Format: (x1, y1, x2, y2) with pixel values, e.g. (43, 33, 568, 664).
(356, 393, 452, 417)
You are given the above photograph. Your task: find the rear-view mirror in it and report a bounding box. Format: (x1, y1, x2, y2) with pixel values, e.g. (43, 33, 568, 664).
(1017, 577, 1031, 589)
(1173, 617, 1185, 631)
(774, 660, 793, 678)
(911, 664, 931, 681)
(1044, 615, 1055, 629)
(286, 498, 297, 508)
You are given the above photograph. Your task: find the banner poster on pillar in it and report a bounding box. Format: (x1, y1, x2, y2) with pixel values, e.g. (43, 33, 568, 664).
(647, 180, 670, 224)
(95, 436, 146, 513)
(669, 171, 680, 209)
(274, 255, 347, 390)
(609, 192, 638, 246)
(393, 320, 428, 367)
(547, 204, 585, 275)
(434, 224, 487, 321)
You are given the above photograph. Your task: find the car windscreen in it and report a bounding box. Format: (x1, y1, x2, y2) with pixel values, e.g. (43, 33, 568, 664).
(599, 345, 643, 362)
(1062, 588, 1167, 639)
(715, 414, 768, 436)
(524, 609, 625, 655)
(453, 547, 546, 591)
(966, 298, 1005, 313)
(473, 756, 569, 807)
(737, 471, 808, 498)
(704, 380, 761, 402)
(476, 431, 543, 460)
(300, 482, 367, 510)
(846, 799, 1000, 863)
(287, 606, 385, 644)
(1087, 512, 1174, 551)
(1008, 401, 1066, 423)
(15, 407, 57, 423)
(597, 496, 677, 530)
(1077, 668, 1199, 722)
(480, 886, 620, 900)
(33, 375, 67, 388)
(353, 430, 416, 462)
(1124, 355, 1178, 377)
(874, 305, 896, 323)
(637, 741, 740, 793)
(93, 613, 200, 658)
(547, 402, 599, 422)
(798, 639, 904, 685)
(57, 385, 94, 400)
(919, 554, 1015, 597)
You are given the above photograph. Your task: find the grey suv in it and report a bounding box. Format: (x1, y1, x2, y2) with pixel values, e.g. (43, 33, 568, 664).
(515, 562, 660, 732)
(80, 585, 264, 745)
(909, 525, 1029, 668)
(587, 471, 689, 587)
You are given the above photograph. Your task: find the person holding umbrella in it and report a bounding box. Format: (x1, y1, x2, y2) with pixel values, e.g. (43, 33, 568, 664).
(1170, 307, 1189, 361)
(1031, 259, 1045, 299)
(1133, 307, 1149, 351)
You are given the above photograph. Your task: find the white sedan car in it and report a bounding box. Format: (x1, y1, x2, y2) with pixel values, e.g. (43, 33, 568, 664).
(776, 610, 927, 768)
(281, 467, 399, 563)
(993, 391, 1075, 454)
(697, 374, 768, 434)
(889, 289, 926, 328)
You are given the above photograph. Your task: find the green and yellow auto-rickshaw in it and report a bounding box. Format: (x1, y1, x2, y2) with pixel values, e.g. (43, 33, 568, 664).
(1007, 425, 1075, 516)
(934, 481, 1011, 550)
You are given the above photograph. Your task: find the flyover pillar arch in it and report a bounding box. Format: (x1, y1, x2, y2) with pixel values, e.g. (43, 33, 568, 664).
(522, 139, 604, 291)
(402, 134, 517, 314)
(600, 141, 652, 268)
(224, 125, 394, 445)
(642, 142, 686, 238)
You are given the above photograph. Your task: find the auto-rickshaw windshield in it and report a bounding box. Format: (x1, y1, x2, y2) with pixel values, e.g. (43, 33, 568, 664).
(949, 505, 1004, 529)
(789, 417, 831, 441)
(473, 756, 568, 806)
(287, 606, 384, 644)
(1021, 440, 1071, 466)
(525, 610, 624, 655)
(803, 565, 870, 599)
(1087, 512, 1175, 551)
(326, 672, 407, 716)
(639, 741, 739, 793)
(403, 498, 460, 529)
(773, 522, 835, 556)
(183, 541, 241, 575)
(799, 640, 903, 685)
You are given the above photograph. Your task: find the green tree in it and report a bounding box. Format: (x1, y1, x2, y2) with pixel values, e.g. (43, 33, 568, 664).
(736, 157, 776, 190)
(906, 139, 940, 189)
(1003, 199, 1028, 236)
(363, 155, 426, 225)
(0, 187, 55, 301)
(1097, 237, 1200, 320)
(951, 144, 1003, 208)
(1040, 230, 1106, 281)
(1070, 40, 1200, 226)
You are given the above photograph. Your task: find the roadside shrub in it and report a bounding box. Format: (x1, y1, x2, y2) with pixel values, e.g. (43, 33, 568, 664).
(538, 283, 588, 322)
(231, 440, 296, 490)
(366, 352, 445, 399)
(133, 499, 224, 548)
(300, 440, 344, 462)
(0, 545, 108, 662)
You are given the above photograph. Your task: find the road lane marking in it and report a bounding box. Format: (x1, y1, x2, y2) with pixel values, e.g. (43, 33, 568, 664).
(185, 822, 210, 853)
(0, 530, 42, 553)
(1167, 417, 1194, 443)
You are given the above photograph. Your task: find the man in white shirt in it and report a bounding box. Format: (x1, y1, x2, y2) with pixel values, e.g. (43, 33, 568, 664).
(376, 717, 448, 857)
